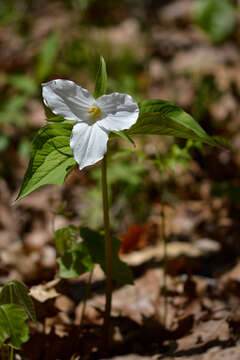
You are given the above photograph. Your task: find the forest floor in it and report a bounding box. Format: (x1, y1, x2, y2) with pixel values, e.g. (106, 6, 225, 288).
(1, 0, 240, 359)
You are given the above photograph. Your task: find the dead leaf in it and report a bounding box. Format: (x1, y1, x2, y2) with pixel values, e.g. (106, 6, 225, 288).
(30, 279, 60, 303)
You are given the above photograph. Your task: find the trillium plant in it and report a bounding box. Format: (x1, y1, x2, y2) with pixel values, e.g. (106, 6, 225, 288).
(17, 56, 223, 350)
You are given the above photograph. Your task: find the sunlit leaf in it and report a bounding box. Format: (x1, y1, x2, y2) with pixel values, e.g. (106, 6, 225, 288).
(126, 100, 218, 146)
(16, 123, 76, 201)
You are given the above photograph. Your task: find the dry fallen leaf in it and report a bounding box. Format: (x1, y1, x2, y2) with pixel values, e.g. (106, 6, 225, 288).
(30, 279, 60, 303)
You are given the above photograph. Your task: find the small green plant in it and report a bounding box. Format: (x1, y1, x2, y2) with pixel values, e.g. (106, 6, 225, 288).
(0, 280, 36, 359)
(151, 139, 201, 326)
(55, 226, 133, 285)
(17, 56, 224, 352)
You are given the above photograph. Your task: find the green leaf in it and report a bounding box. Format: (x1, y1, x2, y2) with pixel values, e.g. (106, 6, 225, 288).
(54, 225, 79, 256)
(46, 116, 66, 123)
(111, 130, 136, 147)
(0, 307, 9, 345)
(212, 135, 232, 149)
(80, 227, 133, 285)
(125, 100, 218, 146)
(16, 123, 76, 201)
(57, 243, 94, 278)
(54, 226, 94, 278)
(36, 32, 59, 82)
(194, 0, 236, 43)
(94, 56, 107, 98)
(0, 281, 36, 322)
(0, 304, 29, 349)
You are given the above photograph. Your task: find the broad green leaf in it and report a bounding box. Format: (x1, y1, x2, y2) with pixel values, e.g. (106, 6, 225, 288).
(0, 281, 36, 322)
(54, 225, 79, 255)
(94, 56, 107, 98)
(194, 0, 236, 43)
(36, 32, 59, 82)
(80, 227, 133, 285)
(0, 304, 29, 349)
(16, 123, 76, 201)
(57, 243, 94, 278)
(126, 100, 218, 146)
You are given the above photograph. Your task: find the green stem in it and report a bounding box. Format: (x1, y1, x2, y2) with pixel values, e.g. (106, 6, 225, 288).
(153, 141, 168, 327)
(9, 348, 13, 360)
(101, 154, 113, 351)
(161, 196, 168, 327)
(80, 269, 94, 327)
(9, 286, 14, 360)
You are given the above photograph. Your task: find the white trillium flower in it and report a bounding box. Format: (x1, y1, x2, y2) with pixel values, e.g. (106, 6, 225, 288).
(42, 79, 139, 170)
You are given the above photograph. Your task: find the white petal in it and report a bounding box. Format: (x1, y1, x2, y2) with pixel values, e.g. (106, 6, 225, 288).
(70, 122, 109, 170)
(96, 92, 139, 132)
(42, 79, 94, 122)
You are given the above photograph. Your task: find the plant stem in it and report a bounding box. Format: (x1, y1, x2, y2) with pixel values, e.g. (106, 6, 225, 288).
(161, 195, 168, 327)
(101, 154, 113, 351)
(153, 141, 168, 327)
(9, 286, 14, 360)
(9, 348, 13, 360)
(80, 269, 94, 327)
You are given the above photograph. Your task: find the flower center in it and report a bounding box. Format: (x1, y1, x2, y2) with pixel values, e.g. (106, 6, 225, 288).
(88, 105, 101, 119)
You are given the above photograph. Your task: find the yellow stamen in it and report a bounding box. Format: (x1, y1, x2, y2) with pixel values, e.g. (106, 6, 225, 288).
(88, 105, 101, 119)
